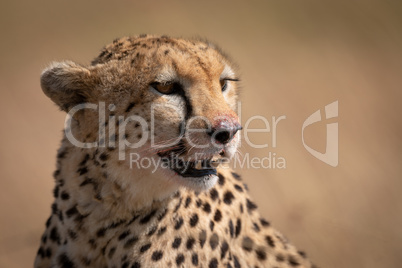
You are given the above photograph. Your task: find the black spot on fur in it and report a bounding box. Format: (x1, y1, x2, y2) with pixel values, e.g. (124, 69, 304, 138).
(140, 243, 152, 253)
(58, 179, 65, 187)
(60, 191, 70, 200)
(210, 220, 215, 231)
(157, 226, 167, 236)
(57, 209, 63, 222)
(260, 218, 270, 227)
(147, 226, 157, 236)
(57, 150, 68, 159)
(256, 247, 267, 260)
(157, 208, 168, 221)
(186, 237, 196, 250)
(192, 253, 199, 266)
(235, 218, 242, 237)
(243, 183, 249, 191)
(234, 184, 243, 192)
(41, 235, 47, 244)
(189, 213, 199, 227)
(99, 152, 109, 161)
(242, 236, 254, 251)
(184, 197, 191, 208)
(132, 262, 141, 268)
(195, 199, 202, 207)
(209, 233, 219, 250)
(37, 247, 45, 258)
(96, 227, 107, 237)
(79, 177, 94, 187)
(172, 237, 181, 249)
(246, 199, 258, 212)
(223, 191, 235, 205)
(209, 258, 218, 268)
(105, 52, 113, 60)
(45, 248, 52, 258)
(218, 173, 225, 185)
(98, 49, 107, 58)
(298, 250, 307, 258)
(176, 253, 185, 265)
(265, 235, 275, 247)
(203, 202, 211, 213)
(221, 240, 229, 259)
(210, 188, 219, 201)
(67, 229, 77, 240)
(77, 167, 88, 175)
(108, 219, 126, 229)
(174, 217, 184, 230)
(46, 216, 51, 227)
(88, 239, 97, 249)
(199, 230, 207, 248)
(174, 197, 182, 212)
(50, 227, 61, 244)
(79, 154, 90, 166)
(118, 230, 130, 240)
(231, 172, 241, 180)
(108, 247, 116, 259)
(233, 255, 241, 268)
(253, 222, 261, 232)
(276, 254, 285, 262)
(139, 209, 157, 224)
(214, 209, 222, 222)
(124, 237, 138, 249)
(229, 220, 234, 237)
(125, 102, 135, 113)
(73, 212, 89, 223)
(58, 253, 75, 268)
(151, 251, 163, 261)
(51, 203, 58, 215)
(288, 255, 301, 266)
(53, 169, 61, 178)
(126, 214, 140, 226)
(53, 186, 59, 198)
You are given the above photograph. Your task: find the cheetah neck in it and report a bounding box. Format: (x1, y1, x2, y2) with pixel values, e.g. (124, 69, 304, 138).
(54, 141, 181, 221)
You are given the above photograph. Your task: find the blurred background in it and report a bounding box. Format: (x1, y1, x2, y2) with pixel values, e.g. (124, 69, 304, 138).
(0, 0, 401, 267)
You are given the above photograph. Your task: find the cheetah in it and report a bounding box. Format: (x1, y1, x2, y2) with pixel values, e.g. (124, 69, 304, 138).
(35, 35, 315, 268)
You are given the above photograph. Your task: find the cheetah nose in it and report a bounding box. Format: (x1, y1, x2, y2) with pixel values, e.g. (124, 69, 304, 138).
(208, 120, 242, 144)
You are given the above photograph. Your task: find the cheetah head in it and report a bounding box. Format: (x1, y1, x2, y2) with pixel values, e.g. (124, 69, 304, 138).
(41, 35, 241, 194)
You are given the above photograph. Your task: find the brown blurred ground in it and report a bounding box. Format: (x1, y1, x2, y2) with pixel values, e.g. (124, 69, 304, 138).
(0, 1, 401, 267)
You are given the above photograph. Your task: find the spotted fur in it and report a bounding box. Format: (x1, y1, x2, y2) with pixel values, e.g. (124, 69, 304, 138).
(35, 35, 315, 268)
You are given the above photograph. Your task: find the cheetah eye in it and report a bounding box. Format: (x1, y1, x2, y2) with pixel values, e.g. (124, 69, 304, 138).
(220, 78, 239, 92)
(150, 82, 178, 95)
(220, 79, 228, 92)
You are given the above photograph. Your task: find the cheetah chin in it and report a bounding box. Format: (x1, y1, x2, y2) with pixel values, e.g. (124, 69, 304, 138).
(156, 149, 227, 190)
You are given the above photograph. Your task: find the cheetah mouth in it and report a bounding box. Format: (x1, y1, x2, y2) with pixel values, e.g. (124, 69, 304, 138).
(157, 151, 224, 178)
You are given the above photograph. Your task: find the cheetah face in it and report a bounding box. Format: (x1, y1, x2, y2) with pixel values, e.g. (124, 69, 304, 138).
(41, 35, 241, 191)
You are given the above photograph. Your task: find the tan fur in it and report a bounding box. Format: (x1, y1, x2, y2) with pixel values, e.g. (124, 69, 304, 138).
(35, 35, 315, 268)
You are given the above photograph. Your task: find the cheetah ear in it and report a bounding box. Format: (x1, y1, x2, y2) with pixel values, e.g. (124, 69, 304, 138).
(41, 61, 97, 112)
